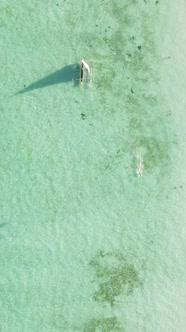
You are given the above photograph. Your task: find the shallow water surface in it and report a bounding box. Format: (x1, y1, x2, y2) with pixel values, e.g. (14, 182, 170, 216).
(0, 1, 185, 331)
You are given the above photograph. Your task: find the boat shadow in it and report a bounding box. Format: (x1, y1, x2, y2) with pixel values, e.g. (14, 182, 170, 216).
(16, 63, 80, 95)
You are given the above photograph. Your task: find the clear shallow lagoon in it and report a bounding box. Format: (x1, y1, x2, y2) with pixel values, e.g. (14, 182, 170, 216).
(0, 1, 185, 331)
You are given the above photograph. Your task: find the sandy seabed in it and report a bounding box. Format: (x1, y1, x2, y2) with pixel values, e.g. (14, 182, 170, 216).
(0, 1, 185, 331)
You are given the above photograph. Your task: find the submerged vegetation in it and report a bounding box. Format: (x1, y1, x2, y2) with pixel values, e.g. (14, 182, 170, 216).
(81, 0, 170, 177)
(90, 250, 140, 307)
(84, 317, 122, 332)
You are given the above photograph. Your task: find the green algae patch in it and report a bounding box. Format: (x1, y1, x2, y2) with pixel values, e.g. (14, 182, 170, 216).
(133, 136, 170, 172)
(90, 250, 140, 307)
(84, 317, 122, 332)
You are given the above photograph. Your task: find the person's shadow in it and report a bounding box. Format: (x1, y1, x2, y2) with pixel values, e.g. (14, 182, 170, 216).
(16, 63, 80, 95)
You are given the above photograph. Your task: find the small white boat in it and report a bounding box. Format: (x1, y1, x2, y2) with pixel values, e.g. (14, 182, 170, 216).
(80, 60, 91, 83)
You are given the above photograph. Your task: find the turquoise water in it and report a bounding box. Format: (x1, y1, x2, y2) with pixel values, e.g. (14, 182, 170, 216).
(0, 1, 185, 331)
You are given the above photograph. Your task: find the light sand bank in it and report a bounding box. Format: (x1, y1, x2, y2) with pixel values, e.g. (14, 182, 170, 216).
(159, 1, 186, 330)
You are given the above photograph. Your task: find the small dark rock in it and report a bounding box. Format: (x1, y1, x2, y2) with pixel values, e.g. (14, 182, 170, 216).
(81, 113, 86, 120)
(126, 52, 132, 58)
